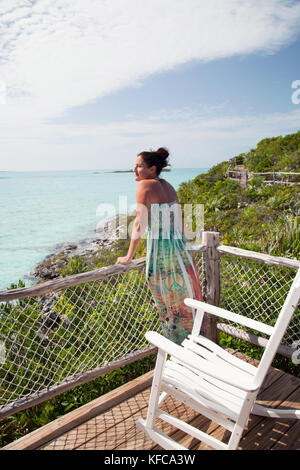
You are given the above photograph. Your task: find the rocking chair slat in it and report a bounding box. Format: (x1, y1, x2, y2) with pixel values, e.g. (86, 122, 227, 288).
(161, 382, 236, 431)
(187, 335, 258, 375)
(164, 361, 245, 410)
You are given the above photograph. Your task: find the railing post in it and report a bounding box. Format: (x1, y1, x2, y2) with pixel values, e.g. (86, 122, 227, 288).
(202, 231, 220, 343)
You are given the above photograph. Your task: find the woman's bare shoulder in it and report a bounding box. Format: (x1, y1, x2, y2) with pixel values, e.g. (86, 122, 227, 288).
(137, 179, 160, 190)
(136, 179, 154, 190)
(159, 179, 178, 196)
(136, 180, 154, 198)
(159, 178, 172, 188)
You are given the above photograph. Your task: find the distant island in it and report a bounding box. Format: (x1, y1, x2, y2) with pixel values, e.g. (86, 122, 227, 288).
(111, 170, 133, 173)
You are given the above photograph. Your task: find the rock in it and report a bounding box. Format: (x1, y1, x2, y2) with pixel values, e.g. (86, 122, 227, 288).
(64, 244, 77, 251)
(41, 310, 61, 330)
(37, 294, 62, 335)
(41, 268, 52, 278)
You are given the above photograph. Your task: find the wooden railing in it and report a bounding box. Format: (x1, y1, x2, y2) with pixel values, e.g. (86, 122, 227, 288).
(227, 169, 300, 186)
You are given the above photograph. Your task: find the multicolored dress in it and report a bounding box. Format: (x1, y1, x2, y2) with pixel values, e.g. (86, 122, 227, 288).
(146, 201, 203, 345)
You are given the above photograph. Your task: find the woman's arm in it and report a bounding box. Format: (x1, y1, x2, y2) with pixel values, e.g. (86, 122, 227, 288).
(116, 182, 149, 264)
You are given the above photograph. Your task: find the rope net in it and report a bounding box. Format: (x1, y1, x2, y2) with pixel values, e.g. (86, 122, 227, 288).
(0, 267, 158, 415)
(220, 255, 299, 347)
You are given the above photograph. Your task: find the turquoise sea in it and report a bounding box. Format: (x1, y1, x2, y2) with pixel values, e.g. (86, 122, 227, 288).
(0, 168, 207, 291)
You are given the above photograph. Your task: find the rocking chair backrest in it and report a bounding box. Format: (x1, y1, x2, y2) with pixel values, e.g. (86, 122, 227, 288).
(255, 267, 300, 388)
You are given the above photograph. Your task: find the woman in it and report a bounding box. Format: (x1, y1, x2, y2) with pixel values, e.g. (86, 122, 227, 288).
(116, 147, 203, 344)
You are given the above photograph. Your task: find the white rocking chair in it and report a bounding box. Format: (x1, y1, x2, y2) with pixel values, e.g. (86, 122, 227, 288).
(137, 267, 300, 450)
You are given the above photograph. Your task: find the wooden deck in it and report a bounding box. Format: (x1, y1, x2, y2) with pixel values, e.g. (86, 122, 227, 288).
(3, 351, 300, 451)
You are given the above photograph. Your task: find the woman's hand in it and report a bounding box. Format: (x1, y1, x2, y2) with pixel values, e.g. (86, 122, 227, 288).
(116, 255, 133, 265)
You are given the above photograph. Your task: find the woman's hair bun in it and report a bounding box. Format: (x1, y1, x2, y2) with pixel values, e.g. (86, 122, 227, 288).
(156, 147, 169, 167)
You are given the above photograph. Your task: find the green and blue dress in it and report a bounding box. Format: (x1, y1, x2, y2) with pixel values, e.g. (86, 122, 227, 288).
(146, 201, 203, 345)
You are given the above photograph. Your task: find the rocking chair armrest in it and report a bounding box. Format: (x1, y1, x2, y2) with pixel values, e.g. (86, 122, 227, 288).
(145, 331, 259, 392)
(184, 299, 274, 336)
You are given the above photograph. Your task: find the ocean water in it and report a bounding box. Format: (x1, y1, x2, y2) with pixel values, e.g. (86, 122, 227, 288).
(0, 168, 207, 291)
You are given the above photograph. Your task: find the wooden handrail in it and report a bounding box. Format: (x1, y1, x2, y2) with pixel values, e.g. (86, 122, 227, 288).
(0, 245, 207, 302)
(218, 245, 300, 270)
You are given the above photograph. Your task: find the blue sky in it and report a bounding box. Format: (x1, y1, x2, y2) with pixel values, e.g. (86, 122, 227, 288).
(1, 0, 300, 171)
(58, 40, 300, 125)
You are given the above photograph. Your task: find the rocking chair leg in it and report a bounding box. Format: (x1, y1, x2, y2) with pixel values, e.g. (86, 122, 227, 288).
(252, 403, 300, 419)
(227, 391, 256, 450)
(145, 349, 167, 429)
(158, 391, 168, 406)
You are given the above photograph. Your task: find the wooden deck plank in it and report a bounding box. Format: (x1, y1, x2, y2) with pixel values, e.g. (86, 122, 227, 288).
(271, 420, 300, 450)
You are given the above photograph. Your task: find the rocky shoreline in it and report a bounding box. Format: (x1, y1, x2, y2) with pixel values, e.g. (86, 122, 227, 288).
(30, 214, 132, 283)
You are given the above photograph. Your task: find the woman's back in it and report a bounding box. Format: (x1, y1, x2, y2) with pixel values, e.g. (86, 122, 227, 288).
(142, 178, 178, 205)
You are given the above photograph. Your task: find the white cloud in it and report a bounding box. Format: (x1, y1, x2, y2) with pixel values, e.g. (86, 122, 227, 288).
(1, 106, 300, 170)
(1, 0, 300, 120)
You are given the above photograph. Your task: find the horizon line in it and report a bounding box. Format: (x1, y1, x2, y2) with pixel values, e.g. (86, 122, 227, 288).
(0, 167, 210, 173)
